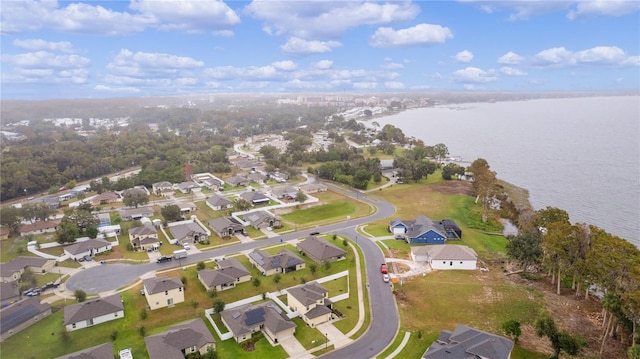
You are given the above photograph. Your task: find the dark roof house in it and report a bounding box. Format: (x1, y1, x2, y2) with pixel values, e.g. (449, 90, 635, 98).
(248, 249, 305, 276)
(144, 318, 215, 359)
(198, 258, 251, 291)
(64, 294, 124, 331)
(423, 324, 514, 359)
(54, 342, 114, 359)
(208, 217, 245, 238)
(296, 236, 347, 264)
(0, 297, 52, 341)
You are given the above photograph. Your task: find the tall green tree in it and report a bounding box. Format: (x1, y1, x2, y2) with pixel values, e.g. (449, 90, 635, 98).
(122, 189, 149, 208)
(505, 229, 543, 272)
(468, 158, 497, 223)
(160, 204, 182, 225)
(0, 206, 22, 237)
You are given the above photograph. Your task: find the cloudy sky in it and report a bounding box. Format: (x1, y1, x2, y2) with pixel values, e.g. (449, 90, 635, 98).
(1, 0, 639, 99)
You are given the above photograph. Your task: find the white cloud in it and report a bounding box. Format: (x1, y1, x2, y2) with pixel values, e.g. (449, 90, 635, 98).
(380, 59, 405, 70)
(204, 65, 281, 81)
(13, 39, 76, 53)
(108, 49, 204, 76)
(463, 0, 572, 20)
(244, 1, 419, 39)
(497, 51, 524, 65)
(384, 81, 405, 89)
(313, 60, 333, 70)
(454, 50, 474, 63)
(272, 60, 297, 71)
(532, 46, 638, 67)
(129, 0, 240, 33)
(3, 51, 90, 69)
(353, 82, 378, 89)
(280, 37, 341, 56)
(452, 67, 497, 83)
(500, 67, 527, 76)
(94, 85, 141, 93)
(568, 1, 640, 20)
(370, 23, 453, 48)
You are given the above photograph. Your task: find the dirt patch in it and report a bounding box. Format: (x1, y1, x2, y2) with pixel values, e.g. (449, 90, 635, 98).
(505, 272, 628, 359)
(429, 181, 474, 196)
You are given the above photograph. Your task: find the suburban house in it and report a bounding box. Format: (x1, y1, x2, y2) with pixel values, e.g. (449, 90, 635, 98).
(55, 342, 114, 359)
(0, 298, 51, 341)
(208, 217, 246, 238)
(299, 183, 328, 194)
(411, 245, 478, 270)
(64, 294, 124, 331)
(206, 194, 233, 211)
(220, 301, 296, 344)
(423, 324, 514, 359)
(248, 172, 267, 184)
(225, 175, 249, 187)
(248, 249, 305, 276)
(90, 191, 120, 206)
(168, 221, 208, 245)
(244, 210, 281, 230)
(268, 171, 288, 183)
(18, 219, 61, 236)
(271, 185, 298, 200)
(0, 256, 56, 282)
(118, 207, 154, 221)
(143, 277, 184, 310)
(287, 282, 333, 327)
(389, 216, 462, 244)
(197, 258, 251, 291)
(152, 181, 175, 198)
(239, 191, 270, 206)
(175, 201, 197, 214)
(176, 181, 200, 194)
(128, 223, 160, 251)
(296, 236, 347, 264)
(63, 238, 113, 260)
(0, 282, 20, 305)
(144, 318, 216, 359)
(191, 172, 223, 191)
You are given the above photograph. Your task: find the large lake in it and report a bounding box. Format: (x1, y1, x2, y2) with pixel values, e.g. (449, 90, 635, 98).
(371, 96, 639, 246)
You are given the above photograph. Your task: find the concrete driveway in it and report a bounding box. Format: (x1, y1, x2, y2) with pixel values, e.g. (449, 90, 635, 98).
(316, 322, 353, 349)
(278, 335, 312, 359)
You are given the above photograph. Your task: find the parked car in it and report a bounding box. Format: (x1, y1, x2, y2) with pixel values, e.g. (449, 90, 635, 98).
(83, 255, 92, 262)
(41, 282, 59, 291)
(382, 274, 390, 283)
(26, 288, 41, 296)
(183, 243, 191, 250)
(380, 263, 388, 274)
(157, 256, 172, 263)
(310, 231, 320, 235)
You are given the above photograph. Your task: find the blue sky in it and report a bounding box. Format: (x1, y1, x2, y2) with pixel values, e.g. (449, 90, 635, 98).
(1, 0, 639, 100)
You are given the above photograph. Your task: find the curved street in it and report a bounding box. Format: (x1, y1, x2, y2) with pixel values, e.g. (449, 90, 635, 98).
(65, 182, 400, 358)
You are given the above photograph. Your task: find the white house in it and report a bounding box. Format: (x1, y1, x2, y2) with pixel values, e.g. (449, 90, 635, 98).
(63, 238, 113, 260)
(64, 294, 124, 331)
(411, 245, 477, 270)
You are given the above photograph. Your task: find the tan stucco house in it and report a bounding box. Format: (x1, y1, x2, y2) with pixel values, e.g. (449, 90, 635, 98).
(143, 277, 184, 310)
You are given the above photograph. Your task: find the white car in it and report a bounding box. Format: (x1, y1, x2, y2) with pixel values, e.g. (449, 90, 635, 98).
(382, 274, 390, 283)
(183, 243, 191, 250)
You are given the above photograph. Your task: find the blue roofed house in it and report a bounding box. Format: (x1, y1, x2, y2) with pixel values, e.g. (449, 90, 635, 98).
(389, 216, 462, 244)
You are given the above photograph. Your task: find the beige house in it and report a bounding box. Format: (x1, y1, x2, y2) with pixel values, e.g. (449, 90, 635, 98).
(197, 258, 251, 292)
(0, 256, 56, 282)
(143, 277, 184, 310)
(128, 223, 160, 251)
(152, 181, 174, 198)
(220, 301, 295, 344)
(19, 219, 61, 237)
(144, 318, 215, 359)
(287, 282, 333, 327)
(64, 294, 124, 331)
(248, 249, 305, 276)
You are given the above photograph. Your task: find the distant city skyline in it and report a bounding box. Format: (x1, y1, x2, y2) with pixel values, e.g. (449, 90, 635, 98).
(1, 0, 639, 100)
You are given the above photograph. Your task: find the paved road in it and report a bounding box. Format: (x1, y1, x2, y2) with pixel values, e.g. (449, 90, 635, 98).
(66, 182, 399, 358)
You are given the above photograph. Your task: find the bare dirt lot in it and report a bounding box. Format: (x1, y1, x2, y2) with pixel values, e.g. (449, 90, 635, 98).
(429, 180, 475, 196)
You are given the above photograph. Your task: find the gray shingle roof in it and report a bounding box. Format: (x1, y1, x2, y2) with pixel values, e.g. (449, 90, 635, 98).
(129, 223, 157, 236)
(287, 281, 328, 306)
(64, 238, 111, 256)
(168, 222, 207, 241)
(54, 342, 114, 359)
(221, 301, 294, 339)
(144, 318, 215, 359)
(424, 325, 514, 359)
(0, 297, 51, 334)
(64, 294, 123, 325)
(0, 256, 53, 277)
(412, 245, 477, 261)
(296, 236, 347, 263)
(198, 258, 250, 288)
(206, 194, 232, 207)
(249, 249, 304, 271)
(143, 277, 183, 295)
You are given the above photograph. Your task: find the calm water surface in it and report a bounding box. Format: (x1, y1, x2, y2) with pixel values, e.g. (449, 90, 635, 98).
(372, 96, 639, 246)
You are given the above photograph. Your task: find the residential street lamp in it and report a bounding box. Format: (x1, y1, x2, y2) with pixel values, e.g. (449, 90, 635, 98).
(325, 333, 328, 349)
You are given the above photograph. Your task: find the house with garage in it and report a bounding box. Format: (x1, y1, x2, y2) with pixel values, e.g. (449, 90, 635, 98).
(90, 191, 120, 206)
(64, 294, 124, 331)
(119, 206, 155, 221)
(206, 194, 233, 211)
(244, 210, 281, 230)
(128, 223, 160, 251)
(411, 245, 477, 270)
(0, 256, 56, 282)
(145, 318, 216, 359)
(287, 282, 333, 327)
(152, 181, 174, 197)
(198, 258, 251, 292)
(239, 191, 270, 206)
(176, 181, 200, 194)
(248, 249, 305, 276)
(423, 324, 514, 359)
(175, 201, 197, 214)
(64, 238, 112, 260)
(0, 298, 51, 341)
(220, 301, 295, 344)
(389, 215, 461, 244)
(143, 277, 184, 310)
(248, 172, 267, 185)
(192, 172, 224, 191)
(55, 342, 114, 359)
(296, 236, 347, 264)
(299, 183, 328, 194)
(208, 217, 246, 238)
(168, 221, 208, 245)
(271, 185, 298, 200)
